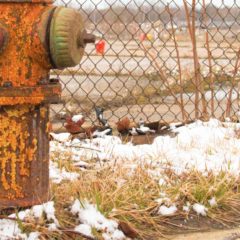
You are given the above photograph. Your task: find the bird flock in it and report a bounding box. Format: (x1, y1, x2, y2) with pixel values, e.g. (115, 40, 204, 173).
(63, 107, 156, 138)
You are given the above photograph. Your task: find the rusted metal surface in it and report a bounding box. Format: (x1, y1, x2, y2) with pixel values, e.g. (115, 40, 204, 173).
(0, 0, 53, 3)
(0, 3, 53, 88)
(0, 2, 55, 207)
(0, 105, 50, 207)
(0, 27, 7, 53)
(0, 29, 4, 51)
(0, 82, 61, 105)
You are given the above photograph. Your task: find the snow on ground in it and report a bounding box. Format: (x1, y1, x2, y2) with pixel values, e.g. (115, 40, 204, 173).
(0, 201, 58, 240)
(71, 199, 125, 239)
(50, 161, 79, 184)
(2, 119, 240, 240)
(192, 203, 208, 216)
(158, 205, 177, 216)
(0, 220, 39, 240)
(50, 119, 240, 178)
(0, 219, 26, 240)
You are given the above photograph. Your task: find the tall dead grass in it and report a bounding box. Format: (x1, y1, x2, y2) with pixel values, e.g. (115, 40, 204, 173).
(50, 165, 240, 239)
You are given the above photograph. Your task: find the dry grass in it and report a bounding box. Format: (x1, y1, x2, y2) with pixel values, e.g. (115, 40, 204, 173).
(48, 161, 240, 239)
(3, 152, 240, 240)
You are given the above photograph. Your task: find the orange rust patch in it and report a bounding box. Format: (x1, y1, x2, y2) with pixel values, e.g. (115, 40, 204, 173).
(40, 106, 47, 118)
(0, 3, 53, 87)
(0, 97, 44, 105)
(46, 122, 52, 132)
(0, 105, 37, 199)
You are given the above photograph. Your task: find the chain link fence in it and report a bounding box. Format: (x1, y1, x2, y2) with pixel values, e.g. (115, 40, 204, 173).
(51, 0, 240, 131)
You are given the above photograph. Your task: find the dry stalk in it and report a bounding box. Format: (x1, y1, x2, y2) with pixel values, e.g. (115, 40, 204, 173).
(59, 228, 97, 240)
(202, 0, 215, 117)
(183, 0, 208, 119)
(140, 43, 186, 119)
(166, 5, 188, 122)
(225, 49, 240, 117)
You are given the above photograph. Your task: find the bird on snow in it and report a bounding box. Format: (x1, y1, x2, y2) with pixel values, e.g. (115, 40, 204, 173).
(92, 128, 112, 138)
(129, 127, 138, 136)
(64, 114, 85, 134)
(93, 107, 112, 137)
(136, 118, 156, 135)
(116, 117, 131, 134)
(95, 107, 109, 127)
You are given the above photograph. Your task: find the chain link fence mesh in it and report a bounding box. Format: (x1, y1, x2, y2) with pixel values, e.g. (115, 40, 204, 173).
(51, 0, 240, 131)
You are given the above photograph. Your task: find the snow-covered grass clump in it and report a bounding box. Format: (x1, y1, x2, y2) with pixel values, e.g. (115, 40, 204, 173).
(71, 199, 125, 239)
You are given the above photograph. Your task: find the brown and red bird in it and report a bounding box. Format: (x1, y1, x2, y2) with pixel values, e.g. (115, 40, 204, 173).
(116, 117, 131, 134)
(64, 114, 85, 134)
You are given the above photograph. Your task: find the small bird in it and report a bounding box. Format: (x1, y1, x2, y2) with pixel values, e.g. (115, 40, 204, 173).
(64, 114, 85, 134)
(92, 128, 112, 138)
(94, 107, 112, 137)
(129, 127, 138, 136)
(136, 118, 156, 135)
(95, 107, 109, 127)
(116, 117, 131, 134)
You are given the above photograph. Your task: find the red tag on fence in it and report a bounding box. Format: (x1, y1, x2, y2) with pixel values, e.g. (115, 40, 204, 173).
(140, 33, 146, 42)
(96, 40, 106, 55)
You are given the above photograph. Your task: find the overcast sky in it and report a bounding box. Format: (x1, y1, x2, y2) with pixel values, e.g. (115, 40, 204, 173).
(55, 0, 240, 9)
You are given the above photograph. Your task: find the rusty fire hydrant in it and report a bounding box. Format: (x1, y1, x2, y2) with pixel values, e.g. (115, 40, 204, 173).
(0, 0, 95, 207)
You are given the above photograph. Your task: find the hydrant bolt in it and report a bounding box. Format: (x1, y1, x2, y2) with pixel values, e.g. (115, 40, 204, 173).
(78, 30, 96, 47)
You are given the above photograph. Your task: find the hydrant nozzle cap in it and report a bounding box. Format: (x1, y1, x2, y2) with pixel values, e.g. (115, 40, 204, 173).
(49, 7, 86, 69)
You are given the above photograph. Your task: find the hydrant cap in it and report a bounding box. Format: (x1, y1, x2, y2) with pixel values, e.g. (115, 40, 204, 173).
(50, 7, 84, 69)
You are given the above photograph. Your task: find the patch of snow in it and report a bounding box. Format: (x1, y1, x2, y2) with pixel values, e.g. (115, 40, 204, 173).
(102, 229, 126, 240)
(41, 201, 59, 226)
(0, 219, 25, 240)
(158, 178, 166, 186)
(27, 232, 40, 240)
(71, 199, 125, 239)
(74, 224, 93, 238)
(48, 223, 58, 231)
(158, 205, 177, 216)
(10, 201, 59, 227)
(49, 161, 79, 184)
(71, 138, 81, 146)
(155, 197, 171, 205)
(31, 204, 44, 219)
(50, 133, 71, 142)
(2, 203, 57, 240)
(208, 197, 217, 207)
(183, 202, 191, 212)
(72, 114, 84, 123)
(193, 203, 208, 216)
